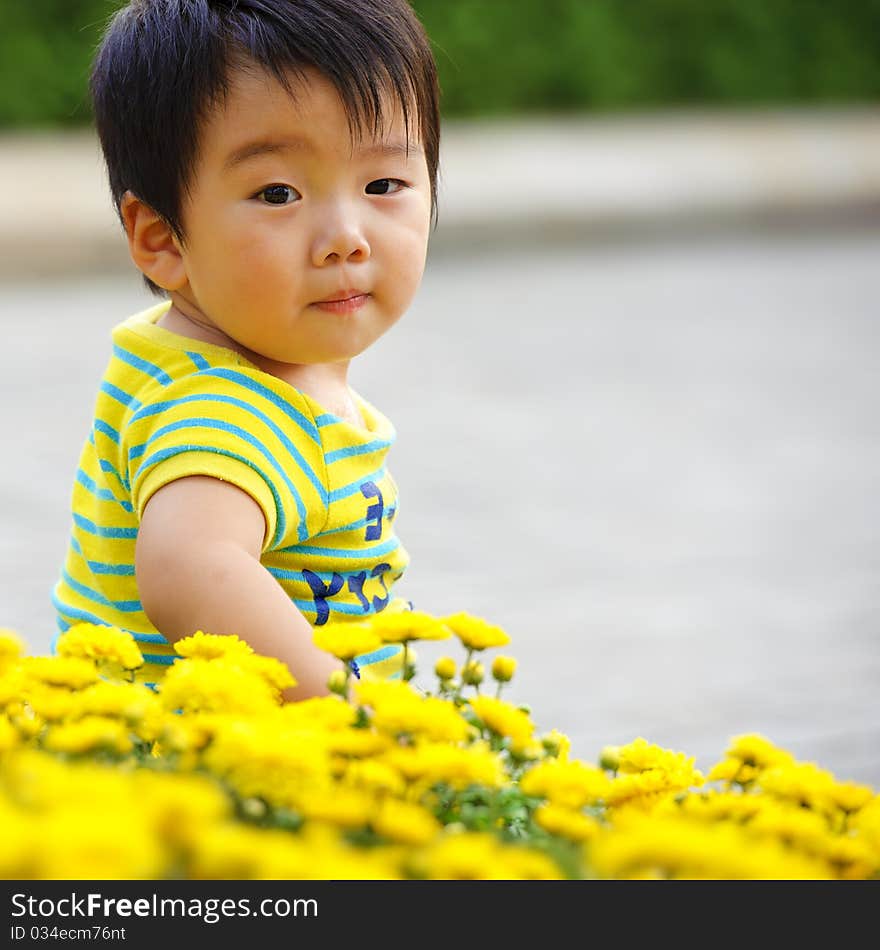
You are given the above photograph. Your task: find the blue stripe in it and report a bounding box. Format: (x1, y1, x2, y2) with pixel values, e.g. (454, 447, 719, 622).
(53, 600, 169, 651)
(195, 368, 321, 442)
(100, 381, 143, 412)
(70, 534, 135, 577)
(113, 344, 174, 386)
(73, 512, 138, 540)
(325, 439, 391, 464)
(186, 351, 211, 371)
(61, 568, 142, 612)
(132, 444, 292, 546)
(131, 631, 170, 645)
(314, 507, 396, 538)
(76, 468, 134, 513)
(278, 536, 400, 559)
(135, 415, 318, 512)
(290, 598, 387, 618)
(314, 413, 337, 426)
(328, 466, 387, 503)
(93, 419, 121, 444)
(356, 644, 402, 666)
(267, 559, 397, 583)
(99, 458, 130, 492)
(141, 653, 179, 666)
(53, 592, 124, 628)
(129, 395, 326, 502)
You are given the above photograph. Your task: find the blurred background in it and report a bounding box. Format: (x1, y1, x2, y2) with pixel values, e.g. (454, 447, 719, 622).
(1, 1, 878, 785)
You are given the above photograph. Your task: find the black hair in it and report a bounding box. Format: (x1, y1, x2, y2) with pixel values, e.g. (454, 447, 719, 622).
(90, 0, 441, 295)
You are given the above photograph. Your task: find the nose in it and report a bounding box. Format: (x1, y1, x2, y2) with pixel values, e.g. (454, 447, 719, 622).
(311, 203, 371, 266)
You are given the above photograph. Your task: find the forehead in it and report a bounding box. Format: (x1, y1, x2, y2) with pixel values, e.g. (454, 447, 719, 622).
(199, 63, 419, 164)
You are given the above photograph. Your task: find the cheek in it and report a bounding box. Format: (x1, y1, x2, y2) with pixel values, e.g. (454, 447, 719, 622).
(379, 212, 430, 295)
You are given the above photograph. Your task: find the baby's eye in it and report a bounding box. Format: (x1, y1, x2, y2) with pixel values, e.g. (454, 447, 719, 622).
(257, 184, 300, 205)
(365, 178, 406, 196)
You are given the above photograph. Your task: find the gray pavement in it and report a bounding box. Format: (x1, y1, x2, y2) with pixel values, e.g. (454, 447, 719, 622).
(2, 108, 879, 787)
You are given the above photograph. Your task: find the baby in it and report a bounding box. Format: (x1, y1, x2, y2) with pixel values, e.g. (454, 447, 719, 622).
(51, 0, 441, 701)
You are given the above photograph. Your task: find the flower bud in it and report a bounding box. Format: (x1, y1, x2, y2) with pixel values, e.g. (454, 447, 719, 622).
(599, 744, 621, 772)
(541, 729, 571, 759)
(327, 669, 349, 696)
(241, 797, 267, 820)
(461, 660, 484, 686)
(434, 656, 457, 681)
(491, 655, 517, 683)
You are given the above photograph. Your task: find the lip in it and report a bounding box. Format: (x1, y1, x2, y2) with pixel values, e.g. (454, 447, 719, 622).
(311, 289, 370, 314)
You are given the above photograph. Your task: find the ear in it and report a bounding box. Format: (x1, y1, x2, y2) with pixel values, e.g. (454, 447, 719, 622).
(119, 191, 188, 291)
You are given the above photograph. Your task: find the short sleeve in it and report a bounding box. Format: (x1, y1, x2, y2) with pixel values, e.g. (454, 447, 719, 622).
(124, 368, 328, 552)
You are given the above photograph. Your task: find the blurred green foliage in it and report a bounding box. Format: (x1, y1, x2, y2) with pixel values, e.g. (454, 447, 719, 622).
(1, 0, 879, 128)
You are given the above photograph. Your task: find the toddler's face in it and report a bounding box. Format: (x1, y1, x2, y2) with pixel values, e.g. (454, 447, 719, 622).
(170, 64, 432, 366)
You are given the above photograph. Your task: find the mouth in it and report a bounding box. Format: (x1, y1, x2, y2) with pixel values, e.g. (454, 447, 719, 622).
(311, 291, 370, 314)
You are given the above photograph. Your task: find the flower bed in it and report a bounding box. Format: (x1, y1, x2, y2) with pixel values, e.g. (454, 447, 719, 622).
(0, 613, 877, 880)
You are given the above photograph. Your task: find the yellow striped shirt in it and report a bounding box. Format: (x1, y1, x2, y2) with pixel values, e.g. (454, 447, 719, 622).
(52, 301, 409, 685)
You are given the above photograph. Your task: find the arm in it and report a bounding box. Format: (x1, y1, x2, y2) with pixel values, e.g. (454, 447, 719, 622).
(135, 474, 344, 702)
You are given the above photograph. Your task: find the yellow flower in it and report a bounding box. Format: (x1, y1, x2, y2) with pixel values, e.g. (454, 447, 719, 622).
(372, 799, 441, 846)
(313, 622, 383, 661)
(415, 697, 473, 743)
(826, 781, 876, 815)
(724, 733, 796, 771)
(292, 784, 375, 829)
(469, 695, 534, 751)
(0, 666, 26, 709)
(68, 681, 165, 743)
(520, 757, 612, 809)
(616, 737, 701, 777)
(748, 800, 829, 852)
(342, 758, 405, 796)
(135, 770, 233, 849)
(434, 657, 456, 681)
(21, 656, 100, 690)
(235, 652, 296, 697)
(69, 679, 161, 722)
(706, 758, 760, 785)
(201, 718, 331, 806)
(0, 629, 26, 668)
(55, 622, 143, 672)
(354, 679, 421, 725)
(822, 834, 879, 880)
(760, 761, 838, 812)
(409, 831, 563, 880)
(490, 655, 517, 682)
(158, 658, 279, 716)
(675, 790, 764, 824)
(326, 729, 392, 759)
(534, 803, 600, 842)
(22, 683, 78, 722)
(187, 822, 305, 880)
(606, 766, 703, 809)
(43, 715, 134, 756)
(0, 715, 20, 753)
(32, 805, 168, 880)
(355, 680, 471, 742)
(590, 812, 833, 880)
(383, 741, 506, 790)
(278, 695, 357, 731)
(369, 610, 452, 644)
(441, 612, 510, 651)
(174, 630, 254, 661)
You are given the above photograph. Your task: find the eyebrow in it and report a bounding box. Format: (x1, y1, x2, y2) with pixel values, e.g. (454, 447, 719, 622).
(223, 136, 421, 171)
